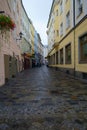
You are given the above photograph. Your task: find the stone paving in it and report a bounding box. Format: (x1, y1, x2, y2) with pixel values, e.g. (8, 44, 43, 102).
(0, 66, 87, 130)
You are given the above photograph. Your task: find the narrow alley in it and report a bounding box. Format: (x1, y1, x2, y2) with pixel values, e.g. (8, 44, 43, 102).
(0, 66, 87, 130)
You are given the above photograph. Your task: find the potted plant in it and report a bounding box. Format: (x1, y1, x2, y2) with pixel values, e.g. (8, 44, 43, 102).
(0, 14, 16, 32)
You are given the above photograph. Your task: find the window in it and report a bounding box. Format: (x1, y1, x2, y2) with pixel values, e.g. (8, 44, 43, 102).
(60, 23, 63, 36)
(49, 56, 52, 65)
(79, 34, 87, 63)
(56, 9, 58, 16)
(77, 0, 83, 16)
(60, 1, 63, 14)
(56, 51, 58, 64)
(66, 11, 70, 29)
(66, 0, 68, 3)
(65, 43, 71, 64)
(7, 0, 11, 12)
(54, 53, 56, 64)
(52, 54, 55, 64)
(17, 3, 19, 14)
(60, 48, 63, 64)
(57, 30, 59, 36)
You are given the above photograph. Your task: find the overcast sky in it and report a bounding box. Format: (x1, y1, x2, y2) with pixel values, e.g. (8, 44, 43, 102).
(22, 0, 53, 45)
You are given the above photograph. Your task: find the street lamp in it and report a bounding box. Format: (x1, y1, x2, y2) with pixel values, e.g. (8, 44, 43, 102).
(19, 32, 23, 39)
(16, 32, 23, 41)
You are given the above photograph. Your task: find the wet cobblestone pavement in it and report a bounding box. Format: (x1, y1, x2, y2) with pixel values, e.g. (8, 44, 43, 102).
(0, 66, 87, 130)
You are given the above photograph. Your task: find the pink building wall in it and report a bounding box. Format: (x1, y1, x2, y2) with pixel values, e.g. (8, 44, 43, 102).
(0, 0, 22, 86)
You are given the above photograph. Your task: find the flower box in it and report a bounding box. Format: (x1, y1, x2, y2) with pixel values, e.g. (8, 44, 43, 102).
(0, 14, 16, 32)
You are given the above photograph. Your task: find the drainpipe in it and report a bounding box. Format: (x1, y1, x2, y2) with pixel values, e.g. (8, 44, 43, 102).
(73, 0, 76, 77)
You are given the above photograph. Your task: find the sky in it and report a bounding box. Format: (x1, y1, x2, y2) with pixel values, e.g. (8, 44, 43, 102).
(22, 0, 53, 45)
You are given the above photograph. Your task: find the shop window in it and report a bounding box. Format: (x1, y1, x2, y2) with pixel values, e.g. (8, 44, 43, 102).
(65, 43, 71, 64)
(60, 48, 63, 64)
(53, 53, 56, 64)
(50, 56, 52, 65)
(82, 73, 87, 79)
(56, 51, 58, 64)
(79, 34, 87, 63)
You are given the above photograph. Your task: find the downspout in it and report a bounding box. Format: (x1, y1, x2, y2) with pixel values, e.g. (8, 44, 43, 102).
(73, 0, 76, 77)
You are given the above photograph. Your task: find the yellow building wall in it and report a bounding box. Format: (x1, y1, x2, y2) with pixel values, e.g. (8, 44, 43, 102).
(47, 15, 54, 50)
(58, 31, 74, 69)
(75, 19, 87, 73)
(48, 0, 87, 78)
(49, 48, 56, 56)
(54, 4, 59, 43)
(65, 0, 70, 13)
(65, 0, 72, 35)
(30, 23, 35, 55)
(59, 13, 63, 41)
(50, 31, 75, 69)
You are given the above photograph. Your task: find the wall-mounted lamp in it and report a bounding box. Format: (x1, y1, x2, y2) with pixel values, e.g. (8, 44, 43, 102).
(19, 32, 23, 39)
(16, 32, 23, 41)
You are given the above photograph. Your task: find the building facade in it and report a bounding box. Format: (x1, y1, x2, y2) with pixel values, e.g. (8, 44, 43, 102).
(47, 0, 87, 79)
(20, 0, 32, 70)
(0, 0, 22, 86)
(34, 30, 39, 66)
(0, 0, 44, 86)
(74, 0, 87, 78)
(37, 33, 44, 66)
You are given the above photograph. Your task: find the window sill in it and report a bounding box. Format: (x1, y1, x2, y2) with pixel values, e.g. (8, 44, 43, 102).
(60, 12, 63, 16)
(79, 60, 87, 64)
(77, 11, 83, 19)
(65, 62, 71, 64)
(66, 25, 70, 30)
(60, 34, 63, 37)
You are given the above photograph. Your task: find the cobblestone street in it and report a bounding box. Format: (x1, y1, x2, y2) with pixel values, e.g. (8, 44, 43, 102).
(0, 66, 87, 130)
